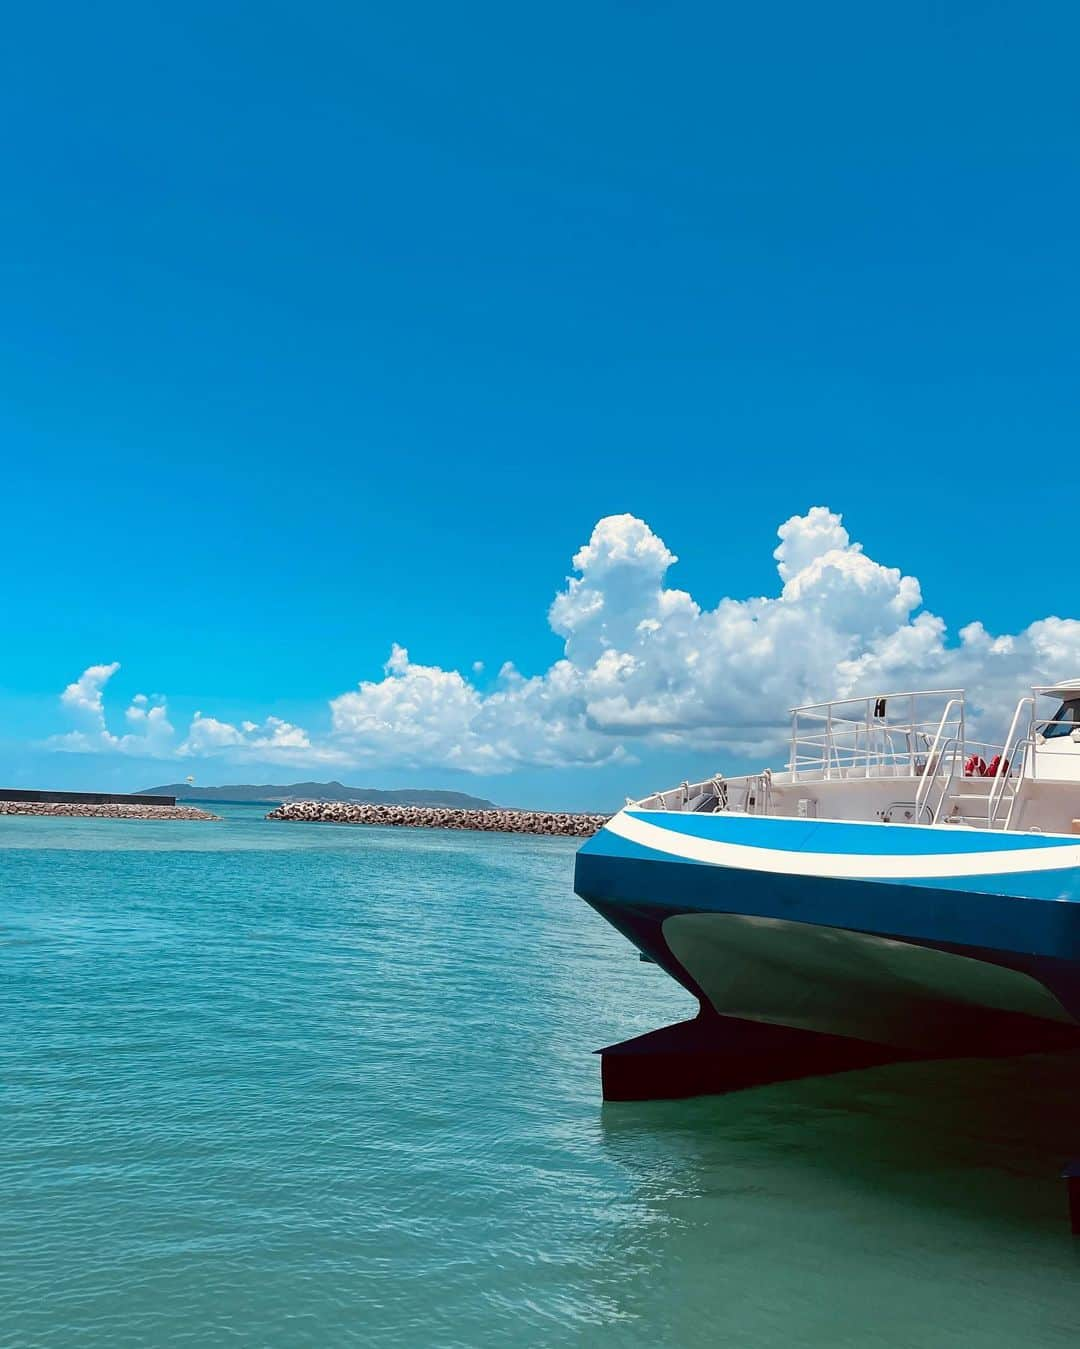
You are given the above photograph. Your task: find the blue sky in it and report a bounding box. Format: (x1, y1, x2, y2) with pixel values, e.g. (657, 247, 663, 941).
(2, 2, 1078, 808)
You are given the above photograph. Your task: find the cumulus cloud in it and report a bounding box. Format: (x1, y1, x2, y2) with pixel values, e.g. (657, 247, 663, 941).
(46, 506, 1080, 773)
(325, 506, 1080, 769)
(49, 673, 347, 764)
(50, 663, 176, 757)
(330, 644, 497, 771)
(60, 662, 120, 725)
(179, 712, 349, 765)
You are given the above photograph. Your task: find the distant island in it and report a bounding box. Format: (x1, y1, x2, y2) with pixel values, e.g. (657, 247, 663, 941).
(141, 780, 499, 808)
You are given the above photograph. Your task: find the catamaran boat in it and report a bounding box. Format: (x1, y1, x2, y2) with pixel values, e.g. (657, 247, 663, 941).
(575, 684, 1080, 1095)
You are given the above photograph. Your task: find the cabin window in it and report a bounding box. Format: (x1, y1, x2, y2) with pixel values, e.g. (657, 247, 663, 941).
(1043, 700, 1080, 738)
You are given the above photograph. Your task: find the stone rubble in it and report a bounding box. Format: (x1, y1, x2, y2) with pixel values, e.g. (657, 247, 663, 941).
(0, 802, 219, 821)
(266, 800, 611, 837)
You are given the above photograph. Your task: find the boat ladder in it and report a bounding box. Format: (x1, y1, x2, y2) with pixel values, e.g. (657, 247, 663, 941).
(936, 696, 1033, 830)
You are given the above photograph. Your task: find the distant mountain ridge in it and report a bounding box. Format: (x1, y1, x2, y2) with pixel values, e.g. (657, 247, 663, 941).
(141, 781, 499, 808)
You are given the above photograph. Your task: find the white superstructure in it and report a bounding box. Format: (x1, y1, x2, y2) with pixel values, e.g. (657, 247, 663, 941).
(635, 684, 1080, 836)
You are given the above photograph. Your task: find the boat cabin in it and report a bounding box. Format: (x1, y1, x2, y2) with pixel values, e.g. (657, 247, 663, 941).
(1032, 683, 1080, 783)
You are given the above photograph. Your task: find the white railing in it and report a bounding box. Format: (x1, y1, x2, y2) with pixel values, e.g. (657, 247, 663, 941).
(635, 773, 755, 814)
(913, 699, 965, 821)
(789, 689, 966, 783)
(633, 685, 1074, 829)
(988, 696, 1034, 828)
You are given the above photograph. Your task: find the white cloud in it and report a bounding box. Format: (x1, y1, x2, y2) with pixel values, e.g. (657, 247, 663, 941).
(120, 702, 175, 753)
(50, 664, 176, 757)
(60, 662, 120, 724)
(46, 506, 1080, 774)
(773, 504, 851, 582)
(325, 506, 1080, 769)
(179, 712, 349, 765)
(329, 644, 499, 771)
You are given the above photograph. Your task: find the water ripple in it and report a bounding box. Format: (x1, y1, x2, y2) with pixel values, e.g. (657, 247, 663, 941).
(3, 806, 1080, 1346)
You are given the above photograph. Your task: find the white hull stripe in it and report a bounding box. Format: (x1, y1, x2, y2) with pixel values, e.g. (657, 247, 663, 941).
(606, 811, 1080, 881)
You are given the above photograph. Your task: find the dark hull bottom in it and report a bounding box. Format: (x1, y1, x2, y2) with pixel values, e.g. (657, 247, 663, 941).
(599, 1009, 1080, 1103)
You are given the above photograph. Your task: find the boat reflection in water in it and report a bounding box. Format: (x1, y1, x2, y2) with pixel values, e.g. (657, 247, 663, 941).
(594, 1049, 1080, 1339)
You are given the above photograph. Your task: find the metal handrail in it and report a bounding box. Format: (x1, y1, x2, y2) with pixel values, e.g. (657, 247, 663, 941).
(988, 696, 1033, 829)
(914, 699, 964, 819)
(1002, 738, 1033, 831)
(789, 688, 966, 714)
(790, 689, 968, 783)
(926, 735, 966, 822)
(883, 800, 935, 824)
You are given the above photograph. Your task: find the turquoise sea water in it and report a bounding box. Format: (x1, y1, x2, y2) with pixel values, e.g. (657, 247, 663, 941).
(4, 806, 1080, 1347)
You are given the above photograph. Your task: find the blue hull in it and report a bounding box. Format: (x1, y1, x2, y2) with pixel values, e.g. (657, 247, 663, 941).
(576, 811, 1080, 1051)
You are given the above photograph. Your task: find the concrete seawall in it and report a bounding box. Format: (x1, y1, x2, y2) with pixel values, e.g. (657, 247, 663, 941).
(266, 800, 611, 837)
(0, 802, 219, 821)
(0, 787, 177, 806)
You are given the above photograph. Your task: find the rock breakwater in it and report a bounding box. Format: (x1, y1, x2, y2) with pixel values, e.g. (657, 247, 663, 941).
(266, 800, 611, 837)
(0, 802, 219, 821)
